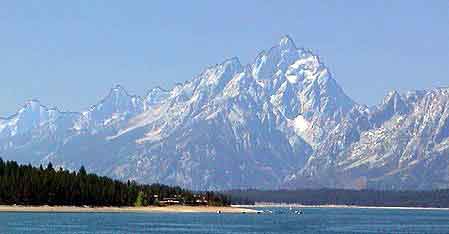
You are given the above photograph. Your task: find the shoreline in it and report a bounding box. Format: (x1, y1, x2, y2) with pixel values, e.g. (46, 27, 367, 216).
(234, 203, 449, 211)
(0, 205, 258, 213)
(3, 204, 448, 213)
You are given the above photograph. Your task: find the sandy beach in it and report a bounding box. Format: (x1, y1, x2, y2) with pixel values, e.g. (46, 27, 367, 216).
(0, 205, 258, 213)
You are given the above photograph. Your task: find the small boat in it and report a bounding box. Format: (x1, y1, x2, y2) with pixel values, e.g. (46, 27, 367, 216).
(294, 210, 304, 215)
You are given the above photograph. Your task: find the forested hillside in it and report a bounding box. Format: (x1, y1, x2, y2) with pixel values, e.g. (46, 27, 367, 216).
(0, 158, 230, 207)
(228, 189, 449, 208)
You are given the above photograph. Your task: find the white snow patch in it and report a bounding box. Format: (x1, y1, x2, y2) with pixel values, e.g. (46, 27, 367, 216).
(292, 115, 310, 133)
(286, 75, 299, 84)
(136, 128, 163, 144)
(228, 106, 246, 124)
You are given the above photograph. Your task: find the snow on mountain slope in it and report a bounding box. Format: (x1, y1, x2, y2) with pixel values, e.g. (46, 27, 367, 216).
(145, 87, 170, 108)
(0, 100, 84, 139)
(83, 85, 145, 128)
(291, 87, 449, 190)
(1, 36, 447, 190)
(95, 36, 355, 189)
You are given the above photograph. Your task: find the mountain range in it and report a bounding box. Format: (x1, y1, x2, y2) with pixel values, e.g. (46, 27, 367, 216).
(1, 36, 448, 190)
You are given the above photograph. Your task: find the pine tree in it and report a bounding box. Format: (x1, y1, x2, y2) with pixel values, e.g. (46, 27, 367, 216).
(0, 159, 230, 207)
(134, 191, 145, 207)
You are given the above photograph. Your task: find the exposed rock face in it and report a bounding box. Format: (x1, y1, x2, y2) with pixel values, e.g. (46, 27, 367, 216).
(295, 88, 449, 190)
(0, 36, 448, 190)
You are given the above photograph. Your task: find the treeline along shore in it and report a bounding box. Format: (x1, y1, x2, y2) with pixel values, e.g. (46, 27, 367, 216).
(227, 189, 449, 208)
(0, 158, 230, 207)
(4, 156, 449, 209)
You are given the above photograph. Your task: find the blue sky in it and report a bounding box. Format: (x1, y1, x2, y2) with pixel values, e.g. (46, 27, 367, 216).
(0, 1, 448, 116)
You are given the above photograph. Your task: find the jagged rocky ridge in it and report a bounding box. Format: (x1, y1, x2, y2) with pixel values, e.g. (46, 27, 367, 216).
(0, 36, 448, 190)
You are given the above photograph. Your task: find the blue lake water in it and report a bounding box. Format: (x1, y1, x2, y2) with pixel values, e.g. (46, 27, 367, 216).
(1, 207, 449, 233)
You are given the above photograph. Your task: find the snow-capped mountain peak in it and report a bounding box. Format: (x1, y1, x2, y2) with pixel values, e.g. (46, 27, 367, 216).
(0, 100, 50, 137)
(279, 35, 297, 51)
(0, 99, 85, 138)
(82, 85, 145, 127)
(145, 86, 170, 108)
(1, 36, 447, 191)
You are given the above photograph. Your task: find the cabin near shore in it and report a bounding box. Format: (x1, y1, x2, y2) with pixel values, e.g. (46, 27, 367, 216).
(153, 194, 209, 206)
